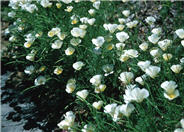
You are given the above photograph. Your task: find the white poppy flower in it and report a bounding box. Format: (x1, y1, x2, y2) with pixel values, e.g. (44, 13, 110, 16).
(104, 103, 117, 117)
(126, 20, 138, 28)
(24, 65, 35, 75)
(26, 53, 35, 61)
(135, 76, 145, 85)
(161, 81, 178, 94)
(150, 48, 160, 57)
(87, 18, 96, 25)
(170, 64, 183, 73)
(71, 27, 86, 38)
(24, 41, 32, 48)
(164, 90, 179, 100)
(181, 40, 184, 47)
(66, 82, 76, 93)
(137, 60, 151, 72)
(93, 1, 100, 9)
(70, 38, 81, 46)
(125, 49, 139, 58)
(40, 0, 52, 8)
(175, 29, 184, 39)
(54, 67, 63, 75)
(61, 0, 72, 4)
(145, 16, 156, 25)
(116, 43, 125, 51)
(158, 39, 172, 51)
(88, 9, 96, 16)
(90, 74, 102, 86)
(145, 66, 160, 79)
(148, 34, 160, 44)
(73, 61, 85, 70)
(65, 6, 73, 12)
(151, 28, 162, 35)
(119, 54, 129, 62)
(79, 25, 88, 30)
(57, 32, 67, 40)
(162, 53, 172, 61)
(34, 76, 46, 86)
(51, 40, 63, 49)
(103, 24, 118, 33)
(94, 84, 106, 93)
(116, 31, 129, 42)
(92, 36, 105, 48)
(180, 119, 184, 128)
(65, 47, 75, 55)
(76, 89, 89, 100)
(139, 42, 148, 51)
(122, 10, 130, 17)
(119, 72, 134, 84)
(92, 101, 103, 110)
(118, 18, 126, 24)
(119, 103, 135, 117)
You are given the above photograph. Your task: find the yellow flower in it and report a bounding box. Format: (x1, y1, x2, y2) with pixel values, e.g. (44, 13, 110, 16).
(106, 44, 114, 50)
(54, 67, 63, 75)
(24, 42, 32, 48)
(71, 19, 78, 24)
(48, 31, 55, 37)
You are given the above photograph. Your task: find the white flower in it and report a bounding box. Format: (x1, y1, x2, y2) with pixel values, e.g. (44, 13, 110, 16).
(175, 29, 184, 39)
(87, 18, 96, 25)
(118, 18, 126, 24)
(180, 57, 184, 64)
(104, 103, 117, 117)
(122, 10, 130, 17)
(103, 24, 118, 33)
(150, 48, 160, 57)
(170, 64, 183, 73)
(145, 66, 160, 79)
(161, 81, 178, 94)
(158, 39, 172, 51)
(181, 119, 184, 128)
(65, 47, 75, 55)
(61, 0, 72, 4)
(80, 17, 89, 24)
(126, 20, 138, 28)
(79, 25, 88, 30)
(8, 11, 16, 18)
(119, 54, 129, 62)
(181, 40, 184, 47)
(26, 53, 35, 61)
(137, 60, 151, 72)
(76, 89, 89, 100)
(51, 40, 63, 49)
(34, 76, 46, 86)
(124, 86, 149, 103)
(92, 101, 103, 110)
(54, 67, 63, 75)
(70, 38, 81, 46)
(162, 53, 172, 61)
(145, 16, 156, 25)
(92, 36, 105, 48)
(57, 32, 67, 40)
(90, 74, 102, 86)
(135, 76, 144, 85)
(116, 31, 129, 42)
(94, 84, 106, 93)
(93, 1, 100, 9)
(24, 65, 35, 75)
(125, 49, 139, 58)
(163, 90, 179, 100)
(71, 27, 86, 38)
(119, 72, 134, 84)
(119, 103, 135, 117)
(88, 9, 96, 16)
(148, 34, 160, 44)
(117, 24, 125, 31)
(139, 42, 148, 51)
(24, 41, 32, 48)
(116, 43, 125, 51)
(151, 28, 162, 35)
(66, 79, 76, 94)
(65, 6, 73, 12)
(40, 0, 52, 8)
(57, 111, 75, 130)
(73, 61, 85, 70)
(174, 128, 184, 132)
(82, 124, 94, 132)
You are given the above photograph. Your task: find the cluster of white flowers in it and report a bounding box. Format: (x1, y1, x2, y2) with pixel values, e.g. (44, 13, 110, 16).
(90, 75, 106, 93)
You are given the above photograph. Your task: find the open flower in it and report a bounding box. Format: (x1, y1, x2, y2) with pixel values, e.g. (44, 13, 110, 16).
(158, 39, 172, 51)
(122, 10, 130, 17)
(73, 61, 85, 70)
(51, 40, 63, 49)
(76, 89, 89, 100)
(119, 103, 135, 117)
(119, 72, 134, 84)
(66, 79, 76, 94)
(145, 66, 160, 79)
(94, 84, 106, 93)
(65, 47, 75, 55)
(175, 29, 184, 39)
(90, 75, 102, 86)
(24, 65, 35, 75)
(34, 76, 46, 86)
(139, 42, 148, 51)
(170, 64, 183, 73)
(145, 16, 156, 25)
(148, 34, 160, 44)
(137, 60, 151, 72)
(116, 31, 129, 42)
(162, 53, 172, 61)
(71, 27, 86, 38)
(54, 67, 63, 75)
(92, 101, 103, 110)
(92, 36, 105, 48)
(151, 28, 162, 35)
(126, 20, 138, 28)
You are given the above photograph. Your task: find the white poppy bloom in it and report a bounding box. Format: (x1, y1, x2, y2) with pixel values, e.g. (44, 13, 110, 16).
(164, 90, 179, 100)
(26, 53, 35, 61)
(24, 65, 35, 75)
(94, 84, 106, 93)
(161, 81, 178, 94)
(126, 20, 138, 28)
(93, 1, 100, 9)
(87, 18, 96, 25)
(88, 9, 96, 15)
(137, 60, 151, 72)
(175, 29, 184, 39)
(119, 54, 129, 62)
(51, 40, 63, 49)
(66, 83, 76, 94)
(104, 103, 117, 118)
(70, 38, 81, 46)
(122, 10, 130, 17)
(145, 66, 160, 79)
(116, 31, 129, 42)
(148, 34, 160, 44)
(119, 103, 135, 117)
(54, 67, 63, 75)
(61, 0, 72, 4)
(65, 6, 73, 12)
(135, 76, 145, 85)
(119, 72, 134, 84)
(139, 42, 148, 51)
(76, 89, 89, 100)
(65, 47, 75, 55)
(170, 64, 183, 73)
(116, 43, 125, 51)
(24, 41, 32, 48)
(82, 124, 94, 132)
(145, 16, 156, 25)
(162, 53, 173, 61)
(40, 0, 52, 8)
(92, 36, 105, 48)
(71, 27, 86, 38)
(103, 24, 118, 33)
(90, 74, 102, 86)
(34, 76, 46, 86)
(150, 48, 160, 57)
(125, 49, 139, 58)
(174, 128, 184, 132)
(181, 40, 184, 47)
(118, 18, 126, 24)
(73, 61, 85, 70)
(92, 101, 103, 110)
(151, 28, 162, 35)
(8, 11, 16, 18)
(158, 39, 172, 51)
